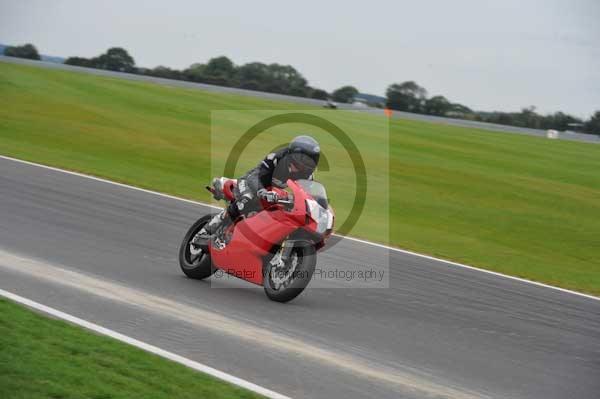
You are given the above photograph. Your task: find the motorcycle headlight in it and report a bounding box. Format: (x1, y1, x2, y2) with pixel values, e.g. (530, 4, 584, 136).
(306, 199, 332, 234)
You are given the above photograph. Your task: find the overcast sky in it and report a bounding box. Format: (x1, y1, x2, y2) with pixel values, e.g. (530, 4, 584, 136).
(1, 0, 598, 117)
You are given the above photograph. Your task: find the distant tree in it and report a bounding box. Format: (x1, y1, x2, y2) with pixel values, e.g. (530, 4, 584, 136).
(263, 79, 286, 94)
(183, 63, 207, 82)
(287, 85, 309, 97)
(584, 111, 600, 135)
(518, 106, 539, 128)
(497, 112, 515, 125)
(449, 103, 472, 116)
(236, 62, 269, 89)
(201, 56, 236, 85)
(90, 47, 136, 72)
(4, 43, 40, 60)
(235, 62, 310, 96)
(239, 80, 261, 90)
(310, 88, 329, 100)
(471, 107, 586, 131)
(205, 56, 235, 76)
(424, 95, 452, 116)
(331, 85, 359, 103)
(145, 65, 183, 80)
(267, 63, 310, 96)
(386, 81, 427, 113)
(477, 110, 525, 127)
(65, 56, 92, 67)
(543, 111, 583, 131)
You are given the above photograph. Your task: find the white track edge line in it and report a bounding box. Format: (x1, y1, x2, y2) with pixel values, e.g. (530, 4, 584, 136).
(1, 154, 598, 302)
(0, 288, 291, 399)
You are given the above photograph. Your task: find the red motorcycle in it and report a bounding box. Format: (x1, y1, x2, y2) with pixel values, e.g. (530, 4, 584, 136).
(178, 178, 334, 302)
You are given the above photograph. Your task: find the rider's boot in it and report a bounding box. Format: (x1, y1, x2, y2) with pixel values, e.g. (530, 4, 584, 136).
(191, 210, 230, 247)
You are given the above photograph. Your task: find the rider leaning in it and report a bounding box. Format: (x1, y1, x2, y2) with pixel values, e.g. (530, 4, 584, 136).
(196, 135, 321, 242)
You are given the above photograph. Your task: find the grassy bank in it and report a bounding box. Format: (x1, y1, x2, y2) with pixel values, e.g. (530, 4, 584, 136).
(1, 61, 599, 295)
(0, 298, 263, 399)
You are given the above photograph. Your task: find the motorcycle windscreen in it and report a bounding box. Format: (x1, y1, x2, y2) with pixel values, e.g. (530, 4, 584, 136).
(295, 179, 328, 209)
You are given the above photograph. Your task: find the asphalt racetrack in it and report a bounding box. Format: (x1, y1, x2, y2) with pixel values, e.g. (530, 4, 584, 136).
(1, 156, 599, 398)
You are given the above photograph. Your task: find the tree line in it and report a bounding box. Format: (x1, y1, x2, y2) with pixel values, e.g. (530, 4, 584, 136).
(385, 81, 600, 134)
(66, 48, 329, 100)
(4, 43, 599, 135)
(3, 43, 41, 60)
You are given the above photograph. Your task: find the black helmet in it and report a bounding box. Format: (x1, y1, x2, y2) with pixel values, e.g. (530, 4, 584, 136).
(288, 135, 320, 176)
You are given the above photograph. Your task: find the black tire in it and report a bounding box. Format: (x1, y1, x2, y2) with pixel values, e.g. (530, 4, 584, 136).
(178, 215, 215, 279)
(263, 244, 316, 303)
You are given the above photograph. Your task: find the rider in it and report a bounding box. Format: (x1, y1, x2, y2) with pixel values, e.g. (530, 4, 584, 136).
(195, 135, 321, 243)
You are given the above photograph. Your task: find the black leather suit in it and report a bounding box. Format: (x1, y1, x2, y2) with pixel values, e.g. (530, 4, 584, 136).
(228, 148, 313, 220)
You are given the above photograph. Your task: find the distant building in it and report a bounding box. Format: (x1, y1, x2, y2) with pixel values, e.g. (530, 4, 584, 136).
(353, 93, 386, 108)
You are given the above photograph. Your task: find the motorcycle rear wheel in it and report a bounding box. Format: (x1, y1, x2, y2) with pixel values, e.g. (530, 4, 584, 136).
(263, 244, 316, 303)
(178, 215, 216, 279)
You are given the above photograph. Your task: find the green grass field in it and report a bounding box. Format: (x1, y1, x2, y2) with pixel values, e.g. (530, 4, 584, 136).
(1, 61, 600, 295)
(0, 298, 263, 399)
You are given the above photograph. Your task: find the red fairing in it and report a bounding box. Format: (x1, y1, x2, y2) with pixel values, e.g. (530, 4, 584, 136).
(210, 210, 298, 284)
(209, 180, 317, 285)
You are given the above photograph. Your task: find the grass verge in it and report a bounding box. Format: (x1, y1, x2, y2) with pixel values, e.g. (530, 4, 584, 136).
(1, 61, 599, 295)
(0, 297, 263, 399)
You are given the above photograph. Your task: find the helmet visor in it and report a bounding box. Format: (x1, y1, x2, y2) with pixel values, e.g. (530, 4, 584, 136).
(289, 152, 317, 175)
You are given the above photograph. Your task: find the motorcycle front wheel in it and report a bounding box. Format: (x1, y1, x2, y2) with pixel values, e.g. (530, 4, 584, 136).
(178, 215, 215, 279)
(263, 244, 316, 303)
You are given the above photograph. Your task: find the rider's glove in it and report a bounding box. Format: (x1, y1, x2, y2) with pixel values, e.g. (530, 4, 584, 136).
(257, 189, 278, 204)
